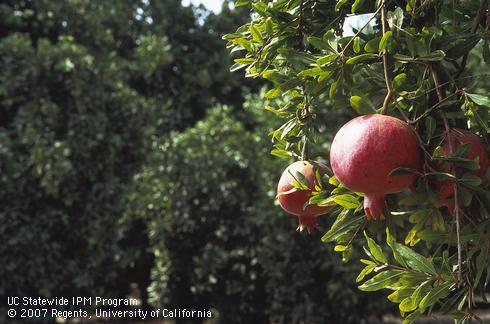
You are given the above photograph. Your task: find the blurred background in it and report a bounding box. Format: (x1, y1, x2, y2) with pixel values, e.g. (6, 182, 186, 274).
(0, 0, 452, 323)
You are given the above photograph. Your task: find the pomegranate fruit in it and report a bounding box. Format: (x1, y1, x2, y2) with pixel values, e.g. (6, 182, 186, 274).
(277, 160, 332, 232)
(433, 128, 489, 211)
(330, 114, 421, 220)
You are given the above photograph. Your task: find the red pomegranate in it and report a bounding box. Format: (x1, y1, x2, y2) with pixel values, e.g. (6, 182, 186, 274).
(433, 128, 489, 211)
(277, 160, 332, 232)
(330, 114, 421, 220)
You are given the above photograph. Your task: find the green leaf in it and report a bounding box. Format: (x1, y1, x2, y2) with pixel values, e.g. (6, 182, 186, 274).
(329, 77, 340, 99)
(353, 37, 361, 54)
(230, 62, 248, 72)
(356, 263, 376, 282)
(249, 25, 264, 44)
(364, 37, 381, 53)
(387, 7, 404, 30)
(459, 174, 482, 187)
(314, 196, 337, 207)
(317, 54, 339, 65)
(322, 212, 364, 242)
(445, 37, 480, 59)
(329, 176, 340, 186)
(467, 93, 490, 107)
(350, 96, 375, 114)
(418, 50, 446, 61)
(252, 2, 269, 16)
(455, 143, 472, 158)
(392, 73, 407, 91)
(474, 242, 489, 288)
(425, 116, 436, 141)
(290, 169, 309, 190)
(483, 41, 490, 63)
(393, 54, 415, 63)
(342, 245, 354, 262)
(386, 228, 409, 268)
(399, 296, 418, 312)
(411, 280, 431, 306)
(234, 58, 255, 64)
(271, 149, 292, 158)
(346, 54, 378, 65)
(402, 310, 422, 324)
(298, 67, 324, 77)
(307, 36, 330, 51)
(335, 0, 349, 11)
(358, 270, 404, 291)
(334, 244, 349, 252)
(334, 194, 360, 209)
(364, 232, 388, 263)
(379, 31, 393, 52)
(418, 282, 453, 313)
(265, 88, 282, 99)
(265, 79, 302, 99)
(388, 288, 415, 303)
(389, 167, 421, 176)
(235, 0, 250, 7)
(351, 0, 365, 13)
(396, 244, 437, 275)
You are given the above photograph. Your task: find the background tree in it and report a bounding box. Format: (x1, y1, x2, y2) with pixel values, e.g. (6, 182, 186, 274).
(0, 0, 250, 320)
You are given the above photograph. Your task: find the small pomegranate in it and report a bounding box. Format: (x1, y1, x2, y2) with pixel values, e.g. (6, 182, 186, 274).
(433, 128, 489, 211)
(277, 160, 332, 232)
(330, 114, 421, 220)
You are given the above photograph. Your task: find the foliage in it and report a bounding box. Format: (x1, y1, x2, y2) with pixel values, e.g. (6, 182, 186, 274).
(0, 1, 249, 320)
(226, 0, 490, 322)
(128, 93, 391, 323)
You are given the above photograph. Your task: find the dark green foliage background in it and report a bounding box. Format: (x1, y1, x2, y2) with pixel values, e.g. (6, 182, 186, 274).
(1, 1, 390, 323)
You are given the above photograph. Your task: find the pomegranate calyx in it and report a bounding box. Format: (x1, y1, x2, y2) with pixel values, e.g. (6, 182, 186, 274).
(364, 194, 387, 220)
(296, 214, 317, 233)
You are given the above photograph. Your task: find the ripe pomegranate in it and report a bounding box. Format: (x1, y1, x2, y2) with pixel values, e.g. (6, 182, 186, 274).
(277, 160, 332, 232)
(433, 128, 489, 211)
(330, 114, 421, 220)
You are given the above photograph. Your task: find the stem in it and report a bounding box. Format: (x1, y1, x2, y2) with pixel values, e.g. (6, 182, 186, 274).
(340, 4, 384, 55)
(384, 263, 415, 273)
(429, 62, 463, 284)
(301, 135, 308, 160)
(381, 0, 394, 115)
(346, 220, 367, 247)
(456, 0, 489, 78)
(301, 87, 310, 161)
(298, 0, 304, 33)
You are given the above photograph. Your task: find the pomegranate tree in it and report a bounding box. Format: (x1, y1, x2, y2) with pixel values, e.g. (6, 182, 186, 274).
(226, 0, 490, 320)
(330, 115, 421, 220)
(433, 128, 489, 211)
(277, 161, 332, 232)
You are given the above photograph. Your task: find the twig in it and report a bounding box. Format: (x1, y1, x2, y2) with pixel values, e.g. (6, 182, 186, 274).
(410, 91, 461, 124)
(399, 73, 490, 103)
(340, 4, 384, 55)
(429, 62, 463, 284)
(381, 0, 394, 114)
(456, 0, 489, 77)
(385, 263, 415, 273)
(298, 0, 305, 34)
(346, 220, 367, 247)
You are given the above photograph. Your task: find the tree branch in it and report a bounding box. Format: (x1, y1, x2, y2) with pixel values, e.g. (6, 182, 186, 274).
(429, 62, 463, 284)
(381, 0, 394, 115)
(456, 0, 489, 77)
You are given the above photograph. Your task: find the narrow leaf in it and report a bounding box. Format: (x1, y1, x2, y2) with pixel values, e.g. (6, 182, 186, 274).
(358, 270, 404, 291)
(364, 232, 388, 263)
(418, 282, 453, 312)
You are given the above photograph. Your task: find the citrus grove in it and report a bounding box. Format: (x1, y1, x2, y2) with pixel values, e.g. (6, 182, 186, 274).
(225, 0, 490, 323)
